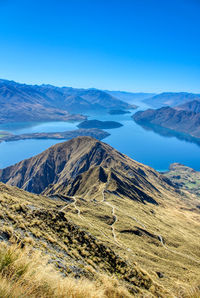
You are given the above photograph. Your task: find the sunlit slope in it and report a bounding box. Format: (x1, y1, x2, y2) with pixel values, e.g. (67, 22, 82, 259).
(0, 136, 175, 202)
(0, 136, 200, 293)
(0, 182, 169, 297)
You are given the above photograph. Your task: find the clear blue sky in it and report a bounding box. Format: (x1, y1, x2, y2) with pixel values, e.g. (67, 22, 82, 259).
(0, 0, 200, 93)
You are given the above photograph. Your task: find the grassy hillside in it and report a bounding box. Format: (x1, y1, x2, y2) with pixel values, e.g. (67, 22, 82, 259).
(0, 137, 200, 295)
(0, 241, 199, 297)
(163, 163, 200, 197)
(0, 183, 169, 297)
(0, 242, 133, 297)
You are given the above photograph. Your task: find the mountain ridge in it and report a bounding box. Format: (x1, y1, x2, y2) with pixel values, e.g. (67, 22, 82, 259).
(133, 106, 200, 138)
(0, 79, 131, 123)
(144, 92, 200, 108)
(176, 100, 200, 113)
(0, 136, 174, 204)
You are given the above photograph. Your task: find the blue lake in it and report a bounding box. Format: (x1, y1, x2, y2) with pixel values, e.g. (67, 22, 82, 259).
(0, 104, 200, 171)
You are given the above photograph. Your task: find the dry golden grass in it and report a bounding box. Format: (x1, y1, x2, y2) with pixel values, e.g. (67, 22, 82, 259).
(1, 136, 200, 295)
(174, 284, 200, 298)
(61, 183, 200, 294)
(1, 137, 200, 297)
(1, 178, 199, 295)
(0, 242, 133, 298)
(0, 241, 199, 298)
(0, 183, 169, 297)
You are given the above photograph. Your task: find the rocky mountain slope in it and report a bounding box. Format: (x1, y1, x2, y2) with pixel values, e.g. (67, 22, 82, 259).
(144, 92, 200, 108)
(0, 136, 174, 201)
(176, 100, 200, 113)
(0, 136, 200, 293)
(133, 106, 200, 138)
(0, 79, 131, 123)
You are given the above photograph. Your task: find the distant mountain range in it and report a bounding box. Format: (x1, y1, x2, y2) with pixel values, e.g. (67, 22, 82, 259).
(3, 78, 200, 126)
(144, 92, 200, 108)
(105, 90, 155, 103)
(0, 79, 133, 123)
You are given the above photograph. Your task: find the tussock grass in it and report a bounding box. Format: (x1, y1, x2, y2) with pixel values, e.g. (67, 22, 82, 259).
(66, 187, 200, 293)
(175, 284, 200, 298)
(0, 242, 133, 298)
(0, 182, 170, 297)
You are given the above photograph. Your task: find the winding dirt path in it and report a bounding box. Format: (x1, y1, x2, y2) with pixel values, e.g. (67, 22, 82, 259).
(59, 195, 114, 243)
(101, 179, 145, 245)
(129, 215, 146, 229)
(100, 180, 121, 245)
(58, 180, 200, 264)
(104, 201, 119, 244)
(101, 179, 200, 264)
(60, 197, 82, 218)
(100, 181, 135, 253)
(158, 235, 200, 265)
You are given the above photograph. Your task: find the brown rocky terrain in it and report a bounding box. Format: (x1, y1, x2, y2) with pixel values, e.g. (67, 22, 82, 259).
(0, 136, 174, 200)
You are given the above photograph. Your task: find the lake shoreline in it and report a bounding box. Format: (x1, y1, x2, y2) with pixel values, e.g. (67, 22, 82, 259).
(0, 128, 110, 143)
(1, 109, 200, 171)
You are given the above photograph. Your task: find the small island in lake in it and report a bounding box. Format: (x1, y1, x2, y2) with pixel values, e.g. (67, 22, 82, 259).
(77, 119, 123, 129)
(0, 128, 110, 143)
(108, 109, 131, 115)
